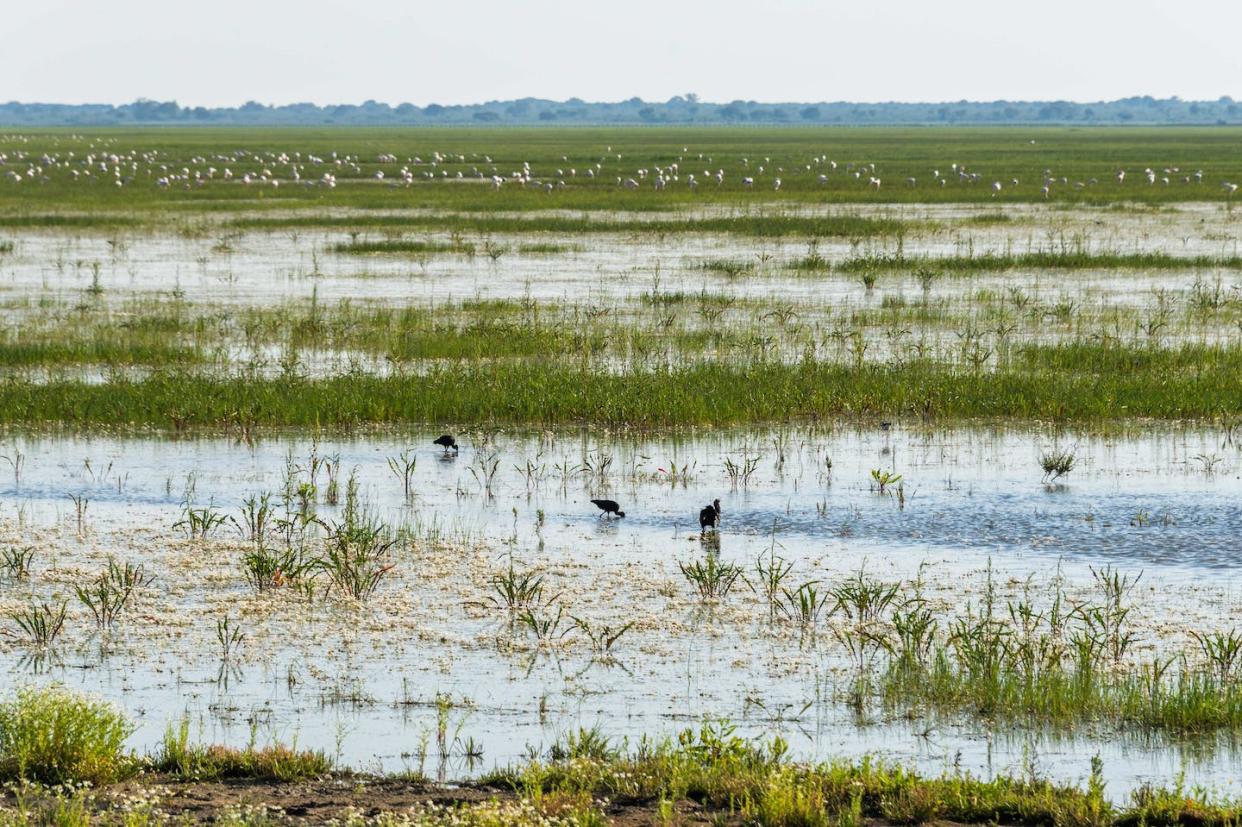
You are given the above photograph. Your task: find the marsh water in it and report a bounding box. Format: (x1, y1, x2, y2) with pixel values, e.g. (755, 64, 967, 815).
(2, 424, 1241, 797)
(3, 198, 1242, 798)
(1, 204, 1240, 309)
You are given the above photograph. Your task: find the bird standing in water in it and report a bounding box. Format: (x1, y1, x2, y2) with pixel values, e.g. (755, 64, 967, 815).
(433, 434, 459, 454)
(590, 499, 625, 518)
(699, 499, 721, 530)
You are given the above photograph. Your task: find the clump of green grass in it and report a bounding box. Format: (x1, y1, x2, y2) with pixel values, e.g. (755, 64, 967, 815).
(331, 238, 476, 255)
(0, 685, 135, 785)
(517, 242, 579, 254)
(485, 563, 551, 615)
(960, 211, 1014, 224)
(679, 556, 744, 601)
(7, 601, 67, 648)
(314, 513, 397, 601)
(154, 718, 331, 781)
(0, 334, 201, 368)
(0, 545, 34, 580)
(74, 559, 151, 631)
(242, 543, 310, 593)
(697, 258, 758, 277)
(1040, 446, 1077, 481)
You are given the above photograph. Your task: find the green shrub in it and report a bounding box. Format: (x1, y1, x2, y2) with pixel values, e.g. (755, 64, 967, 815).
(0, 684, 134, 784)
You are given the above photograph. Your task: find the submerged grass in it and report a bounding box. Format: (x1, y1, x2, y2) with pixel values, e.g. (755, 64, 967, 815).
(233, 211, 911, 237)
(836, 250, 1242, 273)
(331, 238, 476, 255)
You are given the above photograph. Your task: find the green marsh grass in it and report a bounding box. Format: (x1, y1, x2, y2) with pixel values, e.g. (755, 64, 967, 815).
(8, 287, 1241, 386)
(858, 566, 1242, 735)
(0, 213, 141, 228)
(1040, 446, 1077, 481)
(6, 341, 1242, 428)
(679, 556, 744, 601)
(331, 238, 476, 255)
(695, 257, 759, 277)
(154, 718, 332, 781)
(516, 241, 579, 254)
(7, 601, 67, 648)
(499, 721, 1211, 827)
(235, 211, 910, 238)
(8, 727, 1242, 825)
(836, 250, 1242, 274)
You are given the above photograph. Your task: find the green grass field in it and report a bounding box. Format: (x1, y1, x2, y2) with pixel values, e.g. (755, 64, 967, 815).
(3, 127, 1242, 220)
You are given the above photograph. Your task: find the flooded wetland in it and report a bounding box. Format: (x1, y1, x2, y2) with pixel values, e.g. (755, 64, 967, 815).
(4, 127, 1242, 823)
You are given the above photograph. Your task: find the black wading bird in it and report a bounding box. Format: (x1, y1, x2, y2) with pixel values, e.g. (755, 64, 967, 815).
(699, 499, 721, 530)
(433, 434, 459, 454)
(590, 499, 625, 519)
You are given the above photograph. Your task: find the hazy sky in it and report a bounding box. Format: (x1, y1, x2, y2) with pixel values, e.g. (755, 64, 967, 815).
(5, 0, 1241, 106)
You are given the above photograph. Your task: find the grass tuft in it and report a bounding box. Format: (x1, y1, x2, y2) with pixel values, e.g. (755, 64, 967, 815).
(154, 718, 332, 781)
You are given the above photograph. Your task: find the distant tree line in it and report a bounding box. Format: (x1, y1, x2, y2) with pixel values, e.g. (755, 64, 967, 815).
(2, 95, 1241, 126)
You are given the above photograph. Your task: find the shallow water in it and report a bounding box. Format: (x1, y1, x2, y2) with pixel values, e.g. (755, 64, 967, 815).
(2, 424, 1242, 796)
(0, 203, 1239, 310)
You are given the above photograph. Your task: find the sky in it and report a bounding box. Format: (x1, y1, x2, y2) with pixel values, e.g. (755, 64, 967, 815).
(4, 0, 1241, 107)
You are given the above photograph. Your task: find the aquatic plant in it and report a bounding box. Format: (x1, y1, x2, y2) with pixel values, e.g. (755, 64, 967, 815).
(242, 542, 309, 593)
(831, 570, 901, 706)
(387, 448, 418, 501)
(0, 447, 24, 486)
(216, 615, 245, 661)
(679, 556, 744, 602)
(236, 492, 276, 544)
(1190, 628, 1242, 683)
(74, 559, 151, 631)
(469, 450, 502, 497)
(778, 581, 833, 628)
(517, 602, 572, 645)
(869, 468, 902, 494)
(0, 545, 34, 581)
(723, 454, 760, 487)
(1040, 446, 1076, 482)
(749, 546, 795, 623)
(570, 616, 635, 662)
(486, 563, 552, 615)
(68, 493, 88, 537)
(315, 514, 397, 601)
(9, 339, 1242, 429)
(6, 601, 66, 648)
(174, 500, 229, 539)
